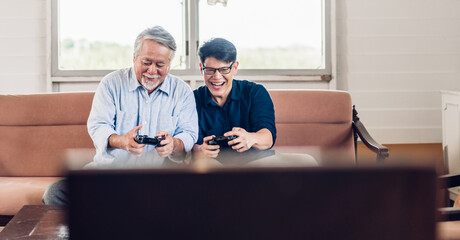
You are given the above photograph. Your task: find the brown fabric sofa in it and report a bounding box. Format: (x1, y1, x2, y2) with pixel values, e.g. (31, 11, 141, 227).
(0, 93, 95, 218)
(0, 90, 387, 219)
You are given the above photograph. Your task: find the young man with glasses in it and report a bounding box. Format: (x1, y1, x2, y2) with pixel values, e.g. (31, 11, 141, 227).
(192, 38, 277, 164)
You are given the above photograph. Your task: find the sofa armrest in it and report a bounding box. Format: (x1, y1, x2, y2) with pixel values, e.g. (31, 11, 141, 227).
(352, 106, 389, 163)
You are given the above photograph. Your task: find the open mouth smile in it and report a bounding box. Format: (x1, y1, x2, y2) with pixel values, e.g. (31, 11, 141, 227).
(210, 82, 225, 87)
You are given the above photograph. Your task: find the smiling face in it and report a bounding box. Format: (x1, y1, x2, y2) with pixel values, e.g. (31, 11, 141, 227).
(133, 39, 171, 94)
(200, 57, 238, 106)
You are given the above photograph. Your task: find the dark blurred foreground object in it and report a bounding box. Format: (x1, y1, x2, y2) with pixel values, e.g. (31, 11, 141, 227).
(68, 165, 436, 240)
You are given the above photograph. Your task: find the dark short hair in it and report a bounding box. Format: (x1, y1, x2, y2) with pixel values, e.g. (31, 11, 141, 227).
(198, 38, 237, 64)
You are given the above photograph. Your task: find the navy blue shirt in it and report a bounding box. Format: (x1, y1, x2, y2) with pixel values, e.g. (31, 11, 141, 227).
(194, 79, 276, 162)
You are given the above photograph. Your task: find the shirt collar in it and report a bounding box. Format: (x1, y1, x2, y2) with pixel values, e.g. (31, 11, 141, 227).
(128, 67, 141, 92)
(128, 67, 171, 95)
(157, 74, 171, 96)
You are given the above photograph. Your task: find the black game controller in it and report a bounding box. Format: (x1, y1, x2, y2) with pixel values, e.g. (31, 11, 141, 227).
(208, 135, 237, 146)
(134, 135, 165, 147)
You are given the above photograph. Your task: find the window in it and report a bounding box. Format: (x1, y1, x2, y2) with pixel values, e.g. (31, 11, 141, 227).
(52, 0, 331, 77)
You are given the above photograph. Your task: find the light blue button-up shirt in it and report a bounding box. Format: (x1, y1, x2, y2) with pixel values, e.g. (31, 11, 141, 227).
(86, 67, 198, 168)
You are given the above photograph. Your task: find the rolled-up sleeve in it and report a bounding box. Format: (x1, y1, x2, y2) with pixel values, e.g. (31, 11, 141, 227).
(173, 88, 198, 152)
(250, 85, 277, 146)
(87, 78, 117, 154)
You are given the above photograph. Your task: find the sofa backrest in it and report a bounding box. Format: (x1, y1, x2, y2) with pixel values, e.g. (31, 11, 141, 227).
(0, 92, 95, 177)
(0, 89, 354, 176)
(269, 90, 355, 165)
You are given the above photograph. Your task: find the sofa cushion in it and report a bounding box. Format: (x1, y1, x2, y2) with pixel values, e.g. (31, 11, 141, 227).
(0, 93, 93, 126)
(0, 126, 94, 176)
(269, 90, 354, 164)
(0, 93, 95, 177)
(0, 177, 63, 215)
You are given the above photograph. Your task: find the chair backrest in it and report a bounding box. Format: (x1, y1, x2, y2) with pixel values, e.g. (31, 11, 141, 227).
(0, 92, 95, 177)
(269, 90, 354, 164)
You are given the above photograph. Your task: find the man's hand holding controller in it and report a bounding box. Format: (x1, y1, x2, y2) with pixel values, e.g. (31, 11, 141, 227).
(108, 125, 171, 158)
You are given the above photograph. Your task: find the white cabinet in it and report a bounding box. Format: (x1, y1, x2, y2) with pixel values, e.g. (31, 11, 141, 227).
(442, 90, 460, 202)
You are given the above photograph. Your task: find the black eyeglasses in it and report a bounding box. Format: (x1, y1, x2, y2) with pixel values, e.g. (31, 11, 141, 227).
(202, 62, 234, 75)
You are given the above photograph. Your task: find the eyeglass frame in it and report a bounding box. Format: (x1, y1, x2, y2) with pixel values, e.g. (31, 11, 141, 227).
(202, 62, 234, 75)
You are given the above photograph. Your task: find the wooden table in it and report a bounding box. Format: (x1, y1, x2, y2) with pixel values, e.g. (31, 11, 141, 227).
(0, 205, 68, 239)
(2, 204, 460, 240)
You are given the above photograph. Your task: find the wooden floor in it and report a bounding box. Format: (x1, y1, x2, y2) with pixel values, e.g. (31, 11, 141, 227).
(358, 142, 448, 210)
(357, 143, 444, 173)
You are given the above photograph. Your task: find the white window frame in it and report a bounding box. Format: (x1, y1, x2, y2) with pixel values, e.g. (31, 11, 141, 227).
(49, 0, 335, 87)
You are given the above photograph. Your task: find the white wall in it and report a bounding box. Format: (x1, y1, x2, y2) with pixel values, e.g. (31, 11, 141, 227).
(336, 0, 460, 143)
(1, 0, 460, 144)
(0, 0, 48, 93)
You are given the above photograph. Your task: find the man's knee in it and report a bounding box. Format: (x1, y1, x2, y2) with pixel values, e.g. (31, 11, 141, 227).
(42, 179, 69, 205)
